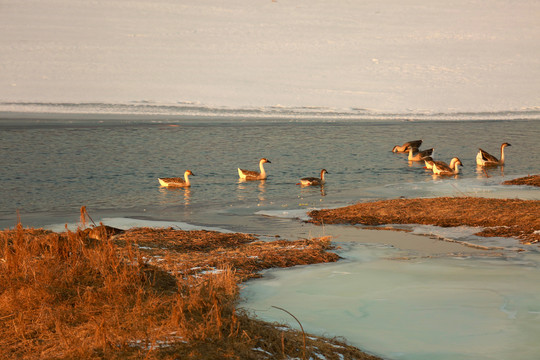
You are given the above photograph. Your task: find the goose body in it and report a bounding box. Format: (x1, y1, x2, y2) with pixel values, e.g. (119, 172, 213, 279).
(298, 169, 328, 186)
(408, 147, 434, 161)
(158, 170, 194, 187)
(424, 156, 455, 171)
(476, 143, 511, 167)
(238, 158, 271, 180)
(392, 139, 423, 153)
(432, 157, 463, 175)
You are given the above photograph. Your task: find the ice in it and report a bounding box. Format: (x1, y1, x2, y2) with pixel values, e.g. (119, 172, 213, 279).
(241, 243, 540, 360)
(44, 217, 232, 233)
(1, 0, 539, 113)
(255, 208, 312, 221)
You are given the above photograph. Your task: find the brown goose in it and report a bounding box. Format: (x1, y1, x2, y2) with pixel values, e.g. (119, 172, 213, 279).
(476, 143, 511, 167)
(298, 169, 328, 186)
(408, 147, 434, 161)
(392, 139, 423, 153)
(432, 157, 463, 175)
(238, 158, 271, 180)
(158, 170, 195, 187)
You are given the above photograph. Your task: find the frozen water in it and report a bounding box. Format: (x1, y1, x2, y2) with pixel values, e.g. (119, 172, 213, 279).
(1, 0, 539, 112)
(242, 241, 540, 360)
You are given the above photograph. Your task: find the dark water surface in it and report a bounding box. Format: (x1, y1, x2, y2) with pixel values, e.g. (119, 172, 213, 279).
(1, 116, 539, 230)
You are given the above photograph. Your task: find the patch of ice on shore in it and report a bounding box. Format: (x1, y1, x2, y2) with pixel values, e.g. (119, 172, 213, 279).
(44, 217, 233, 233)
(410, 224, 528, 251)
(255, 208, 313, 221)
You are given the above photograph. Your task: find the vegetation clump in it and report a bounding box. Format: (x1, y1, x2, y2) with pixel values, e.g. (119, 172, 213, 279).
(503, 174, 540, 187)
(0, 223, 379, 359)
(309, 197, 540, 244)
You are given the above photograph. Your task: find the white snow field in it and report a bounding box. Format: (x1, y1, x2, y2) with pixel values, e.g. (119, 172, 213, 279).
(1, 0, 539, 113)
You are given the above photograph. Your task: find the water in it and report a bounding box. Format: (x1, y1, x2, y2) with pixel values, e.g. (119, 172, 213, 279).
(1, 108, 540, 359)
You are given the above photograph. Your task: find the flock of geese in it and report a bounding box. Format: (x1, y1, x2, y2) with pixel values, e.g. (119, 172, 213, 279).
(158, 158, 328, 188)
(157, 140, 511, 187)
(392, 139, 511, 176)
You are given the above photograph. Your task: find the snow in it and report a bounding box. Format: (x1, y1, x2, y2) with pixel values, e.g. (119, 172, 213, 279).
(1, 0, 539, 113)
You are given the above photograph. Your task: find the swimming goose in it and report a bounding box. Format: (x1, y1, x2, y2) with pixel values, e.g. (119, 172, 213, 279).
(476, 142, 511, 167)
(298, 169, 328, 186)
(424, 156, 457, 170)
(238, 158, 271, 180)
(408, 147, 434, 161)
(432, 157, 463, 175)
(158, 170, 195, 187)
(392, 139, 423, 153)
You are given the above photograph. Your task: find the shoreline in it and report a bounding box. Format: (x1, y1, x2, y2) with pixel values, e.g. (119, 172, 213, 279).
(308, 196, 540, 245)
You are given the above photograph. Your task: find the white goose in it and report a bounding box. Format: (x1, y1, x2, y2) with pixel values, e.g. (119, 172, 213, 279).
(476, 142, 511, 167)
(408, 147, 434, 161)
(158, 170, 195, 187)
(432, 157, 463, 175)
(238, 158, 271, 180)
(298, 169, 328, 186)
(392, 139, 423, 153)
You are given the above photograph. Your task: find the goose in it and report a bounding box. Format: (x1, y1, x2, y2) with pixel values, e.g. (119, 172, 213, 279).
(238, 158, 271, 180)
(432, 157, 463, 175)
(158, 170, 195, 187)
(424, 156, 456, 170)
(476, 142, 511, 167)
(408, 147, 434, 161)
(392, 139, 423, 153)
(297, 169, 328, 186)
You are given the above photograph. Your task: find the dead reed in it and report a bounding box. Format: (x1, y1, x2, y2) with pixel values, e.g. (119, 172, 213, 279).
(502, 174, 540, 187)
(0, 222, 378, 359)
(309, 197, 540, 244)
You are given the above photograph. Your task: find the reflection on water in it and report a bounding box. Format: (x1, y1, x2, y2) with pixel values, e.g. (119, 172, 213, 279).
(477, 165, 505, 178)
(158, 186, 192, 206)
(299, 183, 327, 197)
(237, 179, 267, 204)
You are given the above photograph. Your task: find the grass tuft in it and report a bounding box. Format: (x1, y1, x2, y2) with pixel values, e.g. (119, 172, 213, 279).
(0, 219, 379, 359)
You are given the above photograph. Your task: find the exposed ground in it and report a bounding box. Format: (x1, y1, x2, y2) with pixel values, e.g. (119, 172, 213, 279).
(503, 174, 540, 187)
(309, 197, 540, 245)
(0, 224, 380, 360)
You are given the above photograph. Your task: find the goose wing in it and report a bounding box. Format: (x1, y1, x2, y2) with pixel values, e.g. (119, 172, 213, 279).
(159, 177, 184, 183)
(404, 139, 423, 149)
(419, 148, 434, 157)
(300, 177, 320, 186)
(433, 160, 449, 168)
(478, 148, 498, 162)
(238, 168, 261, 177)
(433, 162, 452, 174)
(158, 177, 186, 186)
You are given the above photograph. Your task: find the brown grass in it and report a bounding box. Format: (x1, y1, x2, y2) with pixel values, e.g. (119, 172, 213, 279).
(0, 223, 380, 359)
(502, 174, 540, 187)
(309, 197, 540, 244)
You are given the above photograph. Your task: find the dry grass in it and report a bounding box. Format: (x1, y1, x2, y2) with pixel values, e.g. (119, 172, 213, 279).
(503, 174, 540, 187)
(309, 197, 540, 244)
(0, 222, 379, 359)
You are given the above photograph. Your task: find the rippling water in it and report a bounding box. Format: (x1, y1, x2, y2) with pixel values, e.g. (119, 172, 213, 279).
(1, 112, 539, 230)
